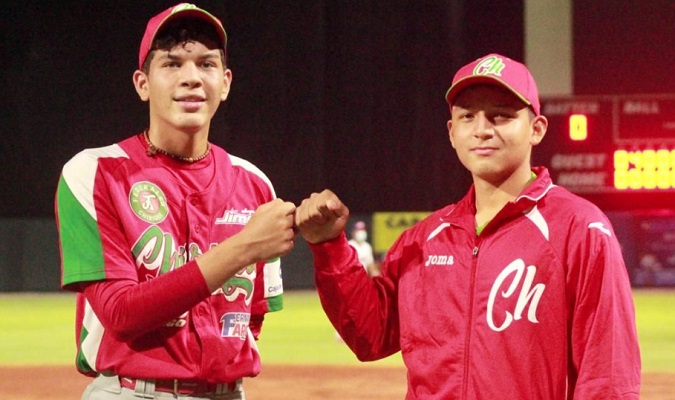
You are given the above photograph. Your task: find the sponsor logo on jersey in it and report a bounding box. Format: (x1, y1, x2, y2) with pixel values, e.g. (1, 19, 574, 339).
(268, 283, 282, 293)
(165, 311, 188, 328)
(588, 221, 612, 236)
(487, 259, 545, 332)
(215, 209, 254, 225)
(264, 259, 283, 298)
(221, 312, 250, 340)
(424, 254, 454, 266)
(129, 181, 168, 223)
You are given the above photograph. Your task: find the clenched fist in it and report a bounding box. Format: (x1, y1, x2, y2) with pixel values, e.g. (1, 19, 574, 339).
(238, 198, 297, 262)
(295, 189, 350, 244)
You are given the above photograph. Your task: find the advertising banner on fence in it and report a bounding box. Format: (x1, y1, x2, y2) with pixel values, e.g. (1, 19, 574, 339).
(372, 212, 431, 255)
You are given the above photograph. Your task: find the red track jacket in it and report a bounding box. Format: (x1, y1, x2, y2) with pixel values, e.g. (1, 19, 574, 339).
(310, 167, 640, 399)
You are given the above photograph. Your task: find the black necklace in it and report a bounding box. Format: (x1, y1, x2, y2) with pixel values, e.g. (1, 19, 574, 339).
(143, 130, 211, 163)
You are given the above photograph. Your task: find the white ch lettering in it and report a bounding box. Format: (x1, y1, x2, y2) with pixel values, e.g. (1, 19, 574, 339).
(487, 259, 546, 332)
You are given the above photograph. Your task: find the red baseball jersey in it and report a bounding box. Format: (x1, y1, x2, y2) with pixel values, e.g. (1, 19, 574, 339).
(310, 167, 640, 399)
(56, 133, 283, 382)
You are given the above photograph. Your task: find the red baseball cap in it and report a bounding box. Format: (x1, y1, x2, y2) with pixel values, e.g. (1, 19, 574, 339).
(445, 53, 540, 115)
(138, 3, 227, 69)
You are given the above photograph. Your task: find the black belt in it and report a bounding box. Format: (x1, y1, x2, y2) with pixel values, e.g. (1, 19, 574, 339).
(119, 376, 241, 396)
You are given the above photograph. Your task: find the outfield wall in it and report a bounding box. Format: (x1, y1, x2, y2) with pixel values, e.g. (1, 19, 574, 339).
(1, 211, 673, 292)
(0, 217, 344, 292)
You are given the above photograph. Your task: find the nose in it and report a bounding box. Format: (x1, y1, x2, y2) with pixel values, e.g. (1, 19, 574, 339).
(474, 112, 494, 139)
(180, 62, 202, 87)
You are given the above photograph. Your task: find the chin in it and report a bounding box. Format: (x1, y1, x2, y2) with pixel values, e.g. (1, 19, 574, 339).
(472, 166, 507, 182)
(175, 118, 208, 132)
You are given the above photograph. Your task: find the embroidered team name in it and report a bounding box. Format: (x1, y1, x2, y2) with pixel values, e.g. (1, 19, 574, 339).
(215, 209, 254, 225)
(473, 55, 506, 77)
(221, 312, 251, 340)
(487, 259, 545, 332)
(425, 254, 454, 266)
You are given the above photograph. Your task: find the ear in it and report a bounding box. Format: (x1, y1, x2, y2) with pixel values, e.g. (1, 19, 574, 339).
(530, 115, 548, 146)
(221, 69, 233, 102)
(447, 119, 457, 149)
(133, 70, 150, 102)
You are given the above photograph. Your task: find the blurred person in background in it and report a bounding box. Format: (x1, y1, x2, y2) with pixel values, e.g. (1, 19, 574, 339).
(348, 220, 380, 277)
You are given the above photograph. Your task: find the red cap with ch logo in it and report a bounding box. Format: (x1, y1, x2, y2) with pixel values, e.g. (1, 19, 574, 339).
(138, 3, 227, 69)
(444, 53, 541, 115)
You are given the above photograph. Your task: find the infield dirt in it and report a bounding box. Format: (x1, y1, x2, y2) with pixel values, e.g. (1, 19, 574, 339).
(0, 365, 672, 399)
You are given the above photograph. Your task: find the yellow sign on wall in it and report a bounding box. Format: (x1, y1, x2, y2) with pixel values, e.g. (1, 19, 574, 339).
(372, 211, 431, 254)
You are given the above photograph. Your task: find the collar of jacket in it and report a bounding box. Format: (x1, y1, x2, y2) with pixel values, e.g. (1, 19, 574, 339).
(440, 166, 555, 232)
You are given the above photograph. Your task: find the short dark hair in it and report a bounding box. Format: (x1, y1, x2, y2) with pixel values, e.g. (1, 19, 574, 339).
(141, 17, 226, 73)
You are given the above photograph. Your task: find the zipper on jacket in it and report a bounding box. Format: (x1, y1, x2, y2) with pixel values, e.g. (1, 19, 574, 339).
(462, 244, 480, 398)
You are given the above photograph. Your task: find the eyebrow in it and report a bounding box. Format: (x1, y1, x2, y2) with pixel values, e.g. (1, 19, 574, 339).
(157, 51, 221, 62)
(454, 101, 522, 109)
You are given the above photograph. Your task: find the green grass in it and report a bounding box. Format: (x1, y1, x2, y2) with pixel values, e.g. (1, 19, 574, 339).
(634, 289, 675, 371)
(0, 289, 672, 371)
(257, 291, 403, 366)
(0, 293, 77, 365)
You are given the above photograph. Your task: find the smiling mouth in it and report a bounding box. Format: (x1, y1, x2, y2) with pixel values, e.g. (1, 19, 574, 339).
(176, 97, 205, 102)
(471, 147, 498, 155)
(176, 97, 206, 112)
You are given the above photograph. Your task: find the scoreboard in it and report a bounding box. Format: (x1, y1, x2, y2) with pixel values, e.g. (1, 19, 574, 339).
(535, 94, 675, 209)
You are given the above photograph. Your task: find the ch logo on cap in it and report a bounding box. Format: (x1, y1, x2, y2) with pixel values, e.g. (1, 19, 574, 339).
(172, 3, 199, 14)
(473, 56, 506, 77)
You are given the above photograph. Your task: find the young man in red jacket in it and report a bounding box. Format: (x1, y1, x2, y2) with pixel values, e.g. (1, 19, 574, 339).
(295, 53, 641, 399)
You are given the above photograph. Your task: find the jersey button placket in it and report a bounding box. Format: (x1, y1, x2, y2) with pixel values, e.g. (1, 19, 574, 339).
(187, 196, 203, 237)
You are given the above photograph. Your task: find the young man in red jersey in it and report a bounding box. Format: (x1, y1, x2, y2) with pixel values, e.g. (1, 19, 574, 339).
(56, 4, 295, 399)
(294, 53, 641, 399)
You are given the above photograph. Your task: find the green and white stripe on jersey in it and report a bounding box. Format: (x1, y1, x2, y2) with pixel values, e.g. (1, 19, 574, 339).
(57, 144, 129, 288)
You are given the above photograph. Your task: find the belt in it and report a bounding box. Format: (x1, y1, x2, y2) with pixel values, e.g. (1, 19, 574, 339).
(120, 376, 241, 397)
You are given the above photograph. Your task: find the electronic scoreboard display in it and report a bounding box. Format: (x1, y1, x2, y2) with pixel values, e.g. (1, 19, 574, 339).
(534, 94, 675, 210)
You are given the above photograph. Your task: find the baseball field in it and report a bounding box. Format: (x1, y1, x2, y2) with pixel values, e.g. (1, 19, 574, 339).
(1, 289, 673, 399)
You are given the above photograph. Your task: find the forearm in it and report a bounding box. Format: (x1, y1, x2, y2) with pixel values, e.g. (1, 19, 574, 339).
(83, 261, 210, 341)
(196, 233, 258, 293)
(197, 198, 296, 293)
(311, 233, 400, 361)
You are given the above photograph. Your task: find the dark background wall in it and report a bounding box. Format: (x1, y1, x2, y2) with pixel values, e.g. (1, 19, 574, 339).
(1, 0, 673, 291)
(573, 0, 675, 96)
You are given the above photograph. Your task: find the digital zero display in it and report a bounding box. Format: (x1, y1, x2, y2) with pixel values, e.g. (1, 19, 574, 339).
(536, 94, 675, 194)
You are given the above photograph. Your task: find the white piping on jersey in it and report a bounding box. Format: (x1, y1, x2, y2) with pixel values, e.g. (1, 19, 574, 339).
(229, 154, 277, 198)
(520, 182, 555, 241)
(516, 182, 556, 202)
(81, 299, 106, 372)
(63, 144, 129, 221)
(425, 182, 555, 243)
(524, 205, 550, 241)
(427, 222, 452, 242)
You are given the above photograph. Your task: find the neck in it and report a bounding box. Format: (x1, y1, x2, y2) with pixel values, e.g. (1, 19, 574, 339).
(473, 168, 532, 226)
(143, 130, 211, 163)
